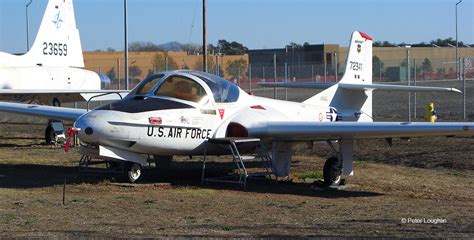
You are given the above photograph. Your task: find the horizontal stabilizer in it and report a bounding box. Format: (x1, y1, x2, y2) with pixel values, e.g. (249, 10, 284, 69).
(339, 83, 461, 93)
(257, 82, 335, 89)
(257, 82, 461, 93)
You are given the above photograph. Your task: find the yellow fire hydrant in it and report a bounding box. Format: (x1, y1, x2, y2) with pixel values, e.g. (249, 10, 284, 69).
(424, 103, 437, 123)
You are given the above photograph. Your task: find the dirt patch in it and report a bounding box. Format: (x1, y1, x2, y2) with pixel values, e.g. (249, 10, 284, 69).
(0, 124, 473, 238)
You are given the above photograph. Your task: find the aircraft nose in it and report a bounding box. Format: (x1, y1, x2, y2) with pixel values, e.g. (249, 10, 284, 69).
(74, 112, 98, 143)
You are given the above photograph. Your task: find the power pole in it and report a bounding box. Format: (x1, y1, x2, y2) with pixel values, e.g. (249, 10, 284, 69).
(455, 0, 462, 80)
(202, 0, 207, 72)
(26, 0, 32, 51)
(124, 0, 129, 90)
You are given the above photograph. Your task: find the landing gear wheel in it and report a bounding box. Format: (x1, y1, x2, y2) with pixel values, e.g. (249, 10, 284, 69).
(323, 157, 342, 186)
(45, 126, 56, 144)
(125, 163, 142, 183)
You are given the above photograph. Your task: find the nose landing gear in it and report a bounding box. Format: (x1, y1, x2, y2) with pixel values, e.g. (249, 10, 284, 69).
(125, 162, 142, 183)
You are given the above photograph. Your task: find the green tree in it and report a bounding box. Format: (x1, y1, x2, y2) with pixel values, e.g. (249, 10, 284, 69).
(129, 41, 164, 52)
(286, 42, 302, 49)
(430, 37, 464, 47)
(217, 40, 248, 55)
(373, 41, 396, 47)
(226, 58, 247, 79)
(421, 58, 433, 72)
(152, 53, 178, 72)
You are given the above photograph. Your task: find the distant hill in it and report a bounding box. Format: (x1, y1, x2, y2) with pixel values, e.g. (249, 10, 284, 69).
(158, 41, 184, 51)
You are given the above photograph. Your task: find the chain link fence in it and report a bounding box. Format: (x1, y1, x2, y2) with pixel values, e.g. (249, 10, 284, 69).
(240, 57, 474, 122)
(0, 48, 473, 123)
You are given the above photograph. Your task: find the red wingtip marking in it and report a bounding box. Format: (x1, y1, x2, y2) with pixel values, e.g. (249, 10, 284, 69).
(359, 32, 373, 41)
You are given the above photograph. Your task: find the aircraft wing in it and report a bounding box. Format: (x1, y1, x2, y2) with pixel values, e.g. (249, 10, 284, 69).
(0, 102, 86, 121)
(0, 90, 129, 103)
(247, 121, 474, 141)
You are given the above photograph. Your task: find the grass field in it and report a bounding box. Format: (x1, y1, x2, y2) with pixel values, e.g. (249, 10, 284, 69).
(0, 124, 473, 238)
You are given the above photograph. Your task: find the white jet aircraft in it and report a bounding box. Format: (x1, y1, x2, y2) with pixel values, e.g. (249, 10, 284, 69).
(0, 0, 127, 142)
(0, 31, 473, 185)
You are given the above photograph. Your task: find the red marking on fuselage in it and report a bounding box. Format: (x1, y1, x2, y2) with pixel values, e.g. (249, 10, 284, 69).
(149, 117, 162, 125)
(218, 109, 225, 119)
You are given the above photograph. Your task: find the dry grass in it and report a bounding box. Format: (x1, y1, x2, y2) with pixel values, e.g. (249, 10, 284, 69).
(0, 124, 473, 238)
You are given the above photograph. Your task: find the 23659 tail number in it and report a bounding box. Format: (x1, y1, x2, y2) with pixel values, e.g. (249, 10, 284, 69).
(42, 42, 68, 56)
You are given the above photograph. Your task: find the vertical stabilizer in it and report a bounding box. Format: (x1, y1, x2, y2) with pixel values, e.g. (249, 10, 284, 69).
(26, 0, 84, 67)
(304, 31, 373, 122)
(339, 31, 372, 84)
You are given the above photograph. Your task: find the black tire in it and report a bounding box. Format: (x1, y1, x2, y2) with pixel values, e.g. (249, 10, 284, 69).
(323, 157, 342, 186)
(123, 162, 142, 183)
(44, 126, 55, 144)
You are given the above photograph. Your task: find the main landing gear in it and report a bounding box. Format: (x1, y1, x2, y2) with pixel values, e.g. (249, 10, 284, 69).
(323, 157, 343, 186)
(322, 139, 353, 187)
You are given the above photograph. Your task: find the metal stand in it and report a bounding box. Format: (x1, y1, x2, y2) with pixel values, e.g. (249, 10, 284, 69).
(77, 144, 123, 174)
(201, 137, 273, 189)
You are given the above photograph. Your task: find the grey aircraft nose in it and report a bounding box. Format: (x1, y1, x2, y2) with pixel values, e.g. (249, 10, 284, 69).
(74, 113, 97, 143)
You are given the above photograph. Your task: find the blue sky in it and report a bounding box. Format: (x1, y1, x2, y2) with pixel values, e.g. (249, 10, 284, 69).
(0, 0, 473, 53)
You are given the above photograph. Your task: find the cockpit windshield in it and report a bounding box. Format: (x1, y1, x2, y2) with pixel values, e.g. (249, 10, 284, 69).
(186, 71, 240, 103)
(154, 75, 208, 104)
(128, 71, 239, 104)
(129, 74, 164, 95)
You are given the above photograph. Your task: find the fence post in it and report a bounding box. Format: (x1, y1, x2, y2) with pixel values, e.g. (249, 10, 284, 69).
(463, 58, 466, 120)
(406, 46, 411, 122)
(414, 59, 417, 119)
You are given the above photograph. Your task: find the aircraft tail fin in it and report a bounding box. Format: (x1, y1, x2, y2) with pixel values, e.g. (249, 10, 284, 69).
(304, 31, 373, 122)
(26, 0, 84, 68)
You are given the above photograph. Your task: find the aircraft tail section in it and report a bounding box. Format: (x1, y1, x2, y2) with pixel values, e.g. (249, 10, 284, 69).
(304, 31, 373, 122)
(26, 0, 84, 68)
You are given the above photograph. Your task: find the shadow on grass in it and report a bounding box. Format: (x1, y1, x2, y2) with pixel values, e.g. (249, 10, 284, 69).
(0, 161, 383, 198)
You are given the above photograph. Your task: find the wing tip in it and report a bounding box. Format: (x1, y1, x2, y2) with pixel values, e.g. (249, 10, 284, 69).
(451, 88, 462, 93)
